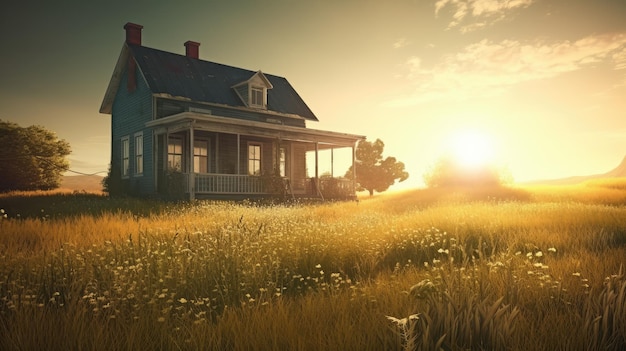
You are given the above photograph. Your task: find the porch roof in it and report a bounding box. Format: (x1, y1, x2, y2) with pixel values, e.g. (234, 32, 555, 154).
(145, 112, 365, 148)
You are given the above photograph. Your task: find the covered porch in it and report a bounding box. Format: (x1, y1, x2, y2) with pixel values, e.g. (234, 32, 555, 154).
(146, 112, 365, 200)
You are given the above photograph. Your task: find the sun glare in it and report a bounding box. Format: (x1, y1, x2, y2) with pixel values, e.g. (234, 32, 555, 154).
(449, 129, 495, 168)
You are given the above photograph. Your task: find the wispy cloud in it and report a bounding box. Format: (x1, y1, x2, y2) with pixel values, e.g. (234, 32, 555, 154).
(387, 33, 626, 106)
(393, 37, 410, 49)
(435, 0, 536, 32)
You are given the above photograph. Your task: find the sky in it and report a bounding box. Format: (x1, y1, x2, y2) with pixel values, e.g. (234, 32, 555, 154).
(1, 0, 625, 189)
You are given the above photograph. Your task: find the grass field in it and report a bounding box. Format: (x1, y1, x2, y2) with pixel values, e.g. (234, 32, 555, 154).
(0, 181, 625, 350)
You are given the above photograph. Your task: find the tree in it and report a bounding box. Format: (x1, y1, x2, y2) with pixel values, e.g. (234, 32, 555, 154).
(345, 138, 409, 196)
(423, 155, 511, 188)
(0, 120, 71, 192)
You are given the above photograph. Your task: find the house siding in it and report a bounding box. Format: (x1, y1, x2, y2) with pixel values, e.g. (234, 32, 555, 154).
(111, 64, 155, 195)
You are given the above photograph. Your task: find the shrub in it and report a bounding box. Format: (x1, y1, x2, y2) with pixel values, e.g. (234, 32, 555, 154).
(423, 156, 511, 188)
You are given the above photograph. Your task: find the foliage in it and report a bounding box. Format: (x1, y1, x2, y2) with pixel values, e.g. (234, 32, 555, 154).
(319, 174, 353, 199)
(1, 183, 626, 349)
(261, 170, 288, 198)
(0, 120, 70, 192)
(102, 164, 127, 196)
(346, 138, 409, 196)
(423, 155, 511, 188)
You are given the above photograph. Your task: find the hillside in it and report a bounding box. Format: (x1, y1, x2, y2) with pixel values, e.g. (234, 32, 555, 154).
(525, 155, 626, 185)
(60, 175, 104, 192)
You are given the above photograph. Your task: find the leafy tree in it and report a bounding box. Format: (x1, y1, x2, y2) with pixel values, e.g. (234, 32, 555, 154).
(423, 155, 511, 188)
(345, 138, 409, 196)
(0, 120, 70, 192)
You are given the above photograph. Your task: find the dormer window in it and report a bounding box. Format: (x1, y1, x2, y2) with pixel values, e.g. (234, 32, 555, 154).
(250, 86, 265, 108)
(232, 70, 273, 110)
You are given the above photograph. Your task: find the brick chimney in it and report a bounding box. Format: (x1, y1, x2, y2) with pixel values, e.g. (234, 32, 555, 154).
(123, 23, 142, 92)
(124, 22, 143, 45)
(184, 41, 200, 59)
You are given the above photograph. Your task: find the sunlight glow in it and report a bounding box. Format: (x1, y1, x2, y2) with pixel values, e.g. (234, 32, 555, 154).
(449, 129, 495, 168)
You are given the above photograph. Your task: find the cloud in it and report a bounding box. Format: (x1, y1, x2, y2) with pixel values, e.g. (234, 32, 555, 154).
(387, 33, 626, 106)
(393, 37, 410, 49)
(435, 0, 535, 32)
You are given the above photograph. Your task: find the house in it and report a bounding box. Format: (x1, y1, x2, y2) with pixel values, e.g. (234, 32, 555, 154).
(100, 23, 365, 200)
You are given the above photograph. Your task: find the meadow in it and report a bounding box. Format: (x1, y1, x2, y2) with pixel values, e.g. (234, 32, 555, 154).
(0, 180, 625, 350)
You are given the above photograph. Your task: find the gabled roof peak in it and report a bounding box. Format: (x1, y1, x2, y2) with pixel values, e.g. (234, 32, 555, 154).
(231, 70, 274, 90)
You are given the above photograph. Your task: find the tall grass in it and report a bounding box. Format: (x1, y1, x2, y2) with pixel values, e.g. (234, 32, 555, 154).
(0, 182, 625, 349)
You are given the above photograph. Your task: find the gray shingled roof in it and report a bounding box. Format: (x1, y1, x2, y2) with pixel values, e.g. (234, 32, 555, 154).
(128, 45, 318, 121)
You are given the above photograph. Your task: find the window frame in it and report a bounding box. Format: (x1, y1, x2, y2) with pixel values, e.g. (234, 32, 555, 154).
(249, 86, 265, 108)
(121, 136, 130, 178)
(279, 147, 287, 177)
(247, 143, 262, 176)
(134, 132, 143, 176)
(167, 136, 183, 172)
(193, 138, 210, 173)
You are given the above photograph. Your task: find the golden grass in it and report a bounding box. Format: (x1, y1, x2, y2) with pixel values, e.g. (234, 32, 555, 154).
(0, 182, 625, 350)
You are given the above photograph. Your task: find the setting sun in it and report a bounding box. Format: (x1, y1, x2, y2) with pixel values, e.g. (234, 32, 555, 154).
(449, 129, 495, 168)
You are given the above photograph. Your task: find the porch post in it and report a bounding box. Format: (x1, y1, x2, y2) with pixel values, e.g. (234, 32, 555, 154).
(215, 133, 219, 173)
(330, 147, 334, 178)
(236, 134, 240, 175)
(163, 130, 169, 195)
(352, 142, 357, 195)
(189, 127, 195, 200)
(315, 142, 320, 195)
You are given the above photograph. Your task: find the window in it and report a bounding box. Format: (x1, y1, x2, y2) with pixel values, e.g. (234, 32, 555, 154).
(194, 139, 209, 173)
(248, 143, 262, 176)
(279, 147, 286, 177)
(250, 86, 264, 108)
(121, 136, 129, 177)
(134, 132, 143, 175)
(168, 136, 183, 171)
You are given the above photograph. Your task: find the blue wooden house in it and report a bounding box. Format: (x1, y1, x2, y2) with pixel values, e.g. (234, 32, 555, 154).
(100, 23, 364, 200)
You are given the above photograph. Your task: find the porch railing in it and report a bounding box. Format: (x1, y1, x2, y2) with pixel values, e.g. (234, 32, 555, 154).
(191, 174, 266, 194)
(184, 173, 355, 197)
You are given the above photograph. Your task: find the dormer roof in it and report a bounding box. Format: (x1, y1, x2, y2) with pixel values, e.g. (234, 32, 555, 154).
(231, 70, 274, 90)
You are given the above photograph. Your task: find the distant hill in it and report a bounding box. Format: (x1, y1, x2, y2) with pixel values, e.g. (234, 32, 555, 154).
(525, 156, 626, 185)
(60, 175, 104, 192)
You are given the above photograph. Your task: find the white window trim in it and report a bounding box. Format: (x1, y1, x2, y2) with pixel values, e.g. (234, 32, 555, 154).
(121, 136, 130, 178)
(134, 132, 143, 177)
(279, 146, 287, 177)
(247, 142, 263, 176)
(168, 136, 184, 172)
(193, 138, 210, 174)
(249, 85, 266, 109)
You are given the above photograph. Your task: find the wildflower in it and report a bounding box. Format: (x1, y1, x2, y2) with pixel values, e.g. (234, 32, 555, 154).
(548, 247, 557, 253)
(315, 264, 322, 269)
(572, 272, 581, 277)
(535, 251, 543, 257)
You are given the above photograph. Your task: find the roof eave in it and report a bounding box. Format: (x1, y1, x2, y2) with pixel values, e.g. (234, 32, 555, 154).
(146, 112, 365, 146)
(152, 93, 314, 121)
(99, 44, 130, 114)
